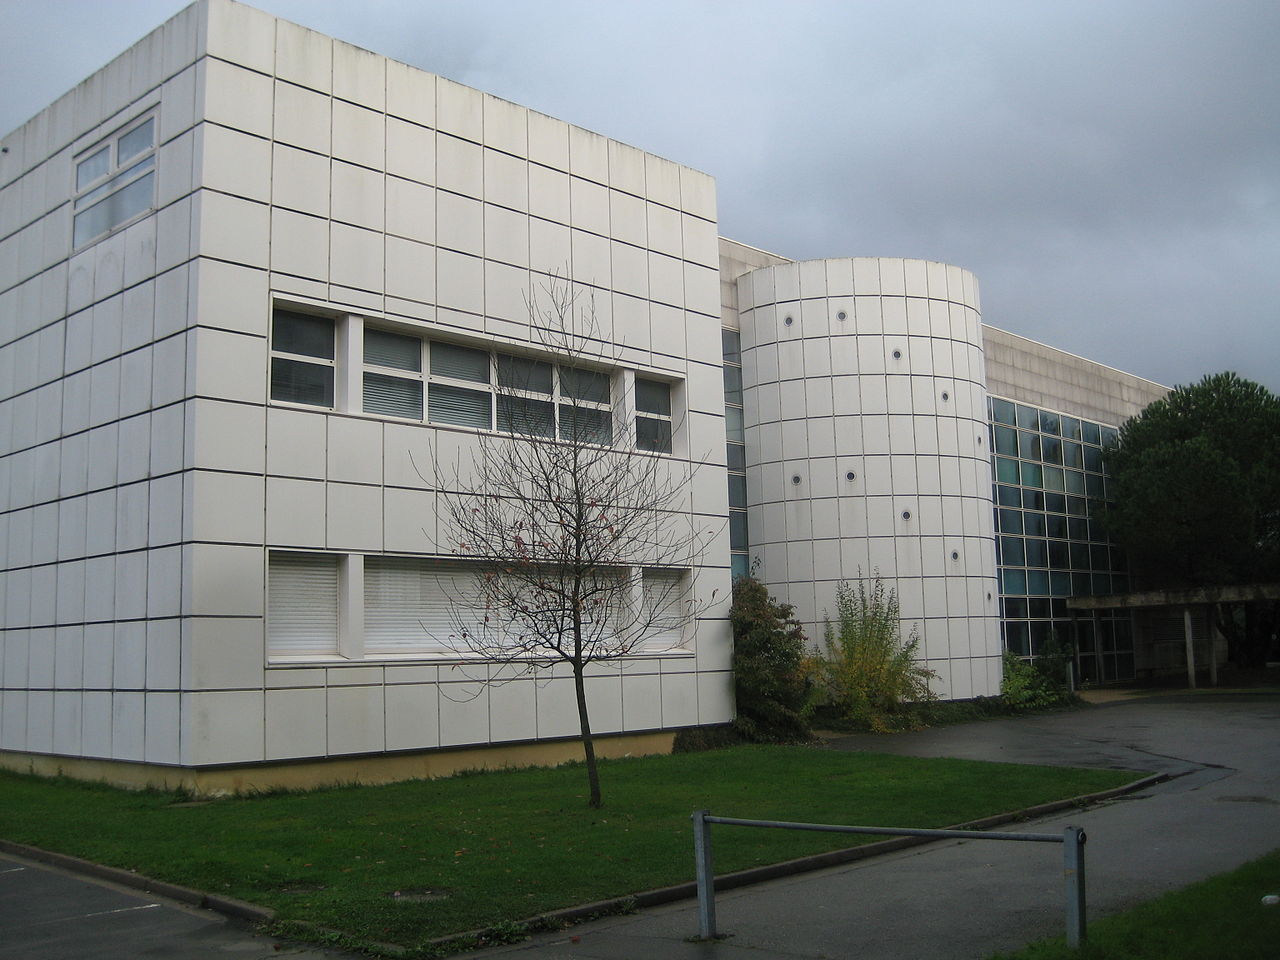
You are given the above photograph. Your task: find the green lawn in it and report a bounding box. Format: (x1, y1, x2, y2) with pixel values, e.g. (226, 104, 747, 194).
(0, 746, 1138, 953)
(990, 848, 1280, 960)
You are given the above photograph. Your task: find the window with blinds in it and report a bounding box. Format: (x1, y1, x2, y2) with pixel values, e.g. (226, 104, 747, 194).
(428, 343, 493, 428)
(496, 354, 555, 437)
(271, 311, 336, 407)
(641, 569, 687, 652)
(363, 557, 480, 654)
(334, 325, 685, 452)
(364, 328, 423, 419)
(635, 378, 673, 453)
(267, 552, 340, 657)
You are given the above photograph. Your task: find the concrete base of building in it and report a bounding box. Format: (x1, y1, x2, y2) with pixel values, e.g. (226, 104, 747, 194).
(0, 730, 677, 796)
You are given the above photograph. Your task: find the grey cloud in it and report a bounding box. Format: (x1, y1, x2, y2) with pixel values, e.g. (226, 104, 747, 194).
(1, 0, 1276, 392)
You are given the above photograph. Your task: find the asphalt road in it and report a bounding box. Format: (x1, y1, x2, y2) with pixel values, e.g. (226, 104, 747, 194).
(473, 694, 1280, 959)
(0, 853, 346, 959)
(2, 694, 1277, 959)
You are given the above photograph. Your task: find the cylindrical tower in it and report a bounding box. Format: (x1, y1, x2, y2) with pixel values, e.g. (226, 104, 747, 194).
(737, 257, 1001, 698)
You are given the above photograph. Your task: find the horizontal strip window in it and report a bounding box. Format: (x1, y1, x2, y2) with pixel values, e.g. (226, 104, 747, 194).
(269, 310, 673, 453)
(266, 552, 692, 660)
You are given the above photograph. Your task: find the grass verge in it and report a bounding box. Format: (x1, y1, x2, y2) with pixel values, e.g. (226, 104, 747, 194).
(0, 746, 1137, 954)
(989, 848, 1280, 959)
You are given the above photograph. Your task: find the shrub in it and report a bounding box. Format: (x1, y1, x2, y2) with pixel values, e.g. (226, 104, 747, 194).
(730, 576, 814, 742)
(1001, 638, 1076, 709)
(811, 577, 936, 732)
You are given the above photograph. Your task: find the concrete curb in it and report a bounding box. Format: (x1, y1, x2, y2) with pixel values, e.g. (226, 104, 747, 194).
(424, 770, 1170, 953)
(0, 837, 273, 923)
(0, 771, 1167, 956)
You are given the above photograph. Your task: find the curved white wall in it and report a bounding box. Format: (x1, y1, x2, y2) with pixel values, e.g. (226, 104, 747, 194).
(737, 257, 1001, 698)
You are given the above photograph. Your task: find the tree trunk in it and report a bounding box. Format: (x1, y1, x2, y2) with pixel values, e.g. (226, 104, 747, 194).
(572, 661, 603, 808)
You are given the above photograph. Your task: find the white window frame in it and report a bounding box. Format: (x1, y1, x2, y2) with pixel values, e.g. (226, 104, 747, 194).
(363, 326, 426, 420)
(634, 377, 673, 453)
(72, 112, 158, 248)
(269, 309, 338, 409)
(266, 551, 342, 660)
(639, 567, 689, 653)
(426, 341, 496, 430)
(267, 307, 681, 455)
(265, 551, 694, 664)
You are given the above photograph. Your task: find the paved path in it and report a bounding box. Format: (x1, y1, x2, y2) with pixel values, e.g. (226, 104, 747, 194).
(0, 851, 347, 960)
(471, 694, 1280, 960)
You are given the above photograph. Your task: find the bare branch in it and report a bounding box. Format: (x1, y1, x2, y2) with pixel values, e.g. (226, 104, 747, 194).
(426, 276, 719, 806)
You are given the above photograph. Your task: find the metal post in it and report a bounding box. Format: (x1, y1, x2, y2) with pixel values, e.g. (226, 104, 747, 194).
(1064, 826, 1087, 948)
(692, 809, 717, 939)
(1209, 607, 1221, 687)
(1183, 606, 1197, 689)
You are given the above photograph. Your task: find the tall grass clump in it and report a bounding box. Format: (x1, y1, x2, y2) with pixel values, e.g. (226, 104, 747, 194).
(811, 576, 936, 732)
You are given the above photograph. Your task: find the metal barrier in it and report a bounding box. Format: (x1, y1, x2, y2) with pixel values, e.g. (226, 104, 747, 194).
(691, 810, 1087, 947)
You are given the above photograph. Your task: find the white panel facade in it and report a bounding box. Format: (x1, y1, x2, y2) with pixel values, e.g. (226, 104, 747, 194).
(736, 258, 1002, 698)
(0, 0, 730, 774)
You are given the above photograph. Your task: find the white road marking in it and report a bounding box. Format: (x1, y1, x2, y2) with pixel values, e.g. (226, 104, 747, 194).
(24, 902, 163, 928)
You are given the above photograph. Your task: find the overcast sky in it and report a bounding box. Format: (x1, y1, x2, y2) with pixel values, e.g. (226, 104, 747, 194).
(2, 0, 1276, 392)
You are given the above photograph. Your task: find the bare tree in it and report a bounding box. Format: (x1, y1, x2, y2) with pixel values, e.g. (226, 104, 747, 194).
(437, 280, 715, 808)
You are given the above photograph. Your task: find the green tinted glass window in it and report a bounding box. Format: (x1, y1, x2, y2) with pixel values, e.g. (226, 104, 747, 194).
(1018, 431, 1041, 460)
(1024, 538, 1048, 567)
(1002, 569, 1027, 595)
(1000, 537, 1026, 565)
(995, 426, 1018, 456)
(991, 397, 1016, 425)
(722, 329, 741, 365)
(997, 485, 1021, 507)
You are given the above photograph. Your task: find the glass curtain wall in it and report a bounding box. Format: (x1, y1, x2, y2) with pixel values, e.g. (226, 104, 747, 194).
(988, 397, 1135, 682)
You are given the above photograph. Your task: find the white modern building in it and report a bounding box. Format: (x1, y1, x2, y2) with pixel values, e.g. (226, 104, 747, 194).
(0, 0, 1168, 792)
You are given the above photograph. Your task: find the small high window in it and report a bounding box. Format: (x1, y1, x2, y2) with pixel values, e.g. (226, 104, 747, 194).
(73, 114, 157, 247)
